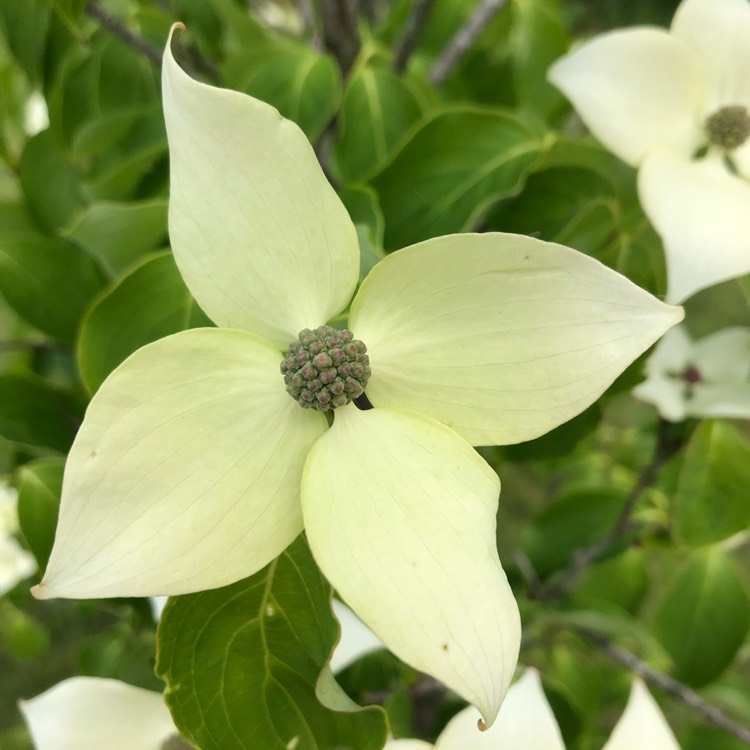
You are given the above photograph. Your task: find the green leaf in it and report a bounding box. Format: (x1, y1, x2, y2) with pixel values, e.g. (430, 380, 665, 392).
(16, 457, 64, 569)
(77, 252, 211, 394)
(652, 550, 749, 686)
(339, 186, 386, 278)
(0, 0, 50, 84)
(333, 63, 425, 183)
(18, 131, 87, 233)
(63, 198, 168, 277)
(50, 0, 87, 34)
(523, 487, 627, 580)
(0, 230, 104, 341)
(574, 548, 649, 614)
(0, 373, 83, 453)
(156, 536, 388, 750)
(510, 0, 568, 119)
(674, 420, 750, 546)
(371, 107, 543, 249)
(224, 43, 341, 142)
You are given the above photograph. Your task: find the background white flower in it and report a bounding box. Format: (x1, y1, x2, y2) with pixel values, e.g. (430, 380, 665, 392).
(0, 483, 37, 596)
(549, 0, 750, 304)
(634, 325, 750, 421)
(18, 677, 179, 750)
(386, 669, 679, 749)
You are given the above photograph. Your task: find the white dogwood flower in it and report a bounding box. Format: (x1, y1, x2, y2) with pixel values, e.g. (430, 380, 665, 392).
(33, 25, 681, 728)
(386, 669, 679, 749)
(19, 677, 181, 750)
(549, 0, 750, 303)
(0, 483, 37, 596)
(634, 325, 750, 421)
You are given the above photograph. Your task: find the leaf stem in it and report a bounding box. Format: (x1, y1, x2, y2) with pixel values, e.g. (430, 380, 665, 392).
(429, 0, 509, 86)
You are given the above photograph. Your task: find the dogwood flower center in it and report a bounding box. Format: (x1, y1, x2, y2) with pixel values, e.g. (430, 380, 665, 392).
(280, 325, 371, 411)
(705, 105, 750, 150)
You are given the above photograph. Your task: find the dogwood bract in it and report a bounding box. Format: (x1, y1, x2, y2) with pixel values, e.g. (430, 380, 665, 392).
(549, 0, 750, 304)
(385, 669, 680, 749)
(634, 325, 750, 421)
(33, 24, 681, 728)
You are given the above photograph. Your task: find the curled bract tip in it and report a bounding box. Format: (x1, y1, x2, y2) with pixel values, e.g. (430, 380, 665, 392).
(477, 718, 488, 732)
(172, 21, 186, 32)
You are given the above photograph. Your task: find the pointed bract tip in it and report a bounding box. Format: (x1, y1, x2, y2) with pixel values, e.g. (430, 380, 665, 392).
(31, 582, 51, 600)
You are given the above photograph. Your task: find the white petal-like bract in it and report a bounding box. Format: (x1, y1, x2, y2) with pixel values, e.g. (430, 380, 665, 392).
(603, 679, 680, 750)
(162, 25, 359, 348)
(548, 28, 703, 166)
(302, 405, 520, 727)
(639, 152, 750, 304)
(434, 668, 565, 750)
(36, 329, 325, 599)
(351, 233, 683, 446)
(19, 677, 176, 750)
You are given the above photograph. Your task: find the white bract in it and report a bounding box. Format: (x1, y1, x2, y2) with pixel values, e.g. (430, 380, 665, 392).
(634, 325, 750, 421)
(386, 669, 680, 749)
(0, 483, 37, 596)
(33, 24, 681, 727)
(549, 0, 750, 304)
(19, 677, 178, 750)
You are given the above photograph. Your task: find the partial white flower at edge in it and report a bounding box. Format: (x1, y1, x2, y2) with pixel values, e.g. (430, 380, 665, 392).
(386, 669, 680, 750)
(549, 0, 750, 304)
(19, 601, 382, 749)
(633, 325, 750, 421)
(0, 483, 37, 596)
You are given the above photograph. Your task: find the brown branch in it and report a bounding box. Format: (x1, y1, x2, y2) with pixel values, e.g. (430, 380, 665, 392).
(539, 418, 687, 600)
(392, 0, 438, 74)
(319, 0, 361, 75)
(85, 2, 219, 81)
(429, 0, 509, 85)
(578, 627, 750, 746)
(84, 1, 162, 68)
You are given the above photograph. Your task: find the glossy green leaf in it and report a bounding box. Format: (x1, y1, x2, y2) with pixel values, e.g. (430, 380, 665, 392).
(523, 487, 627, 580)
(156, 536, 388, 750)
(674, 420, 750, 546)
(652, 550, 749, 686)
(0, 373, 83, 453)
(333, 64, 425, 183)
(63, 198, 168, 277)
(77, 252, 210, 394)
(18, 131, 86, 233)
(574, 549, 649, 614)
(510, 0, 569, 118)
(0, 0, 50, 84)
(371, 107, 543, 249)
(339, 186, 386, 278)
(0, 230, 103, 341)
(223, 43, 341, 142)
(16, 457, 64, 569)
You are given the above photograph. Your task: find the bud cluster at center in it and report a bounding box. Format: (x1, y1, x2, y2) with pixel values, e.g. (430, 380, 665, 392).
(281, 325, 371, 411)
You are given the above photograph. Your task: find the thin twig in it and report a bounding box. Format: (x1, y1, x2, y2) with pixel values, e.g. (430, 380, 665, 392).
(84, 1, 162, 68)
(392, 0, 438, 74)
(578, 627, 750, 746)
(540, 418, 687, 599)
(85, 1, 219, 81)
(429, 0, 509, 85)
(319, 0, 361, 75)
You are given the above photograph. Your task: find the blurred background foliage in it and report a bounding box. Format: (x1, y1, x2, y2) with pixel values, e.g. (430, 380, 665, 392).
(0, 0, 748, 749)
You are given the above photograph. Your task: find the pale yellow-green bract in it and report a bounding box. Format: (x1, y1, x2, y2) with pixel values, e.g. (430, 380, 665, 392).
(549, 0, 750, 304)
(385, 669, 680, 750)
(35, 24, 682, 728)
